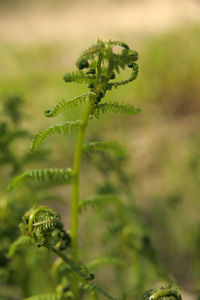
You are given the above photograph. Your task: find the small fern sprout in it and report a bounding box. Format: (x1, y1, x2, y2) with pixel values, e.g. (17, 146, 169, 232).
(143, 286, 182, 300)
(19, 206, 71, 250)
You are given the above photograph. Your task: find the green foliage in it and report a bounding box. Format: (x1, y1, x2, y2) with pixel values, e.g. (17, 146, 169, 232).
(79, 194, 122, 213)
(0, 95, 58, 299)
(83, 141, 126, 158)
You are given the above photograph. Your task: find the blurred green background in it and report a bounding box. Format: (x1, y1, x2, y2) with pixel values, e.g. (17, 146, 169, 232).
(0, 0, 200, 299)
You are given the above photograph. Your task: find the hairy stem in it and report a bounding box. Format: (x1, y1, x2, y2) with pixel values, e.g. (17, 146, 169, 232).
(71, 102, 92, 297)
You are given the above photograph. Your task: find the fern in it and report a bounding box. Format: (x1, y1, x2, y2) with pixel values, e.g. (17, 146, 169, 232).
(30, 120, 84, 151)
(143, 286, 182, 300)
(10, 40, 182, 300)
(91, 101, 141, 118)
(24, 293, 63, 300)
(8, 168, 72, 190)
(44, 92, 94, 118)
(83, 140, 126, 159)
(79, 194, 122, 213)
(20, 206, 71, 250)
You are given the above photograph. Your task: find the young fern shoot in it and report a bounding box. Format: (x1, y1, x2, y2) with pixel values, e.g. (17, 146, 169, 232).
(8, 40, 180, 300)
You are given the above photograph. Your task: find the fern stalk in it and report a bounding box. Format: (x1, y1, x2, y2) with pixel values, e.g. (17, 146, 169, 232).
(71, 101, 92, 297)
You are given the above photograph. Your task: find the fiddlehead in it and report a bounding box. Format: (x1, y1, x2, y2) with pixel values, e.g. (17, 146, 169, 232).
(143, 286, 182, 300)
(63, 39, 140, 116)
(19, 206, 71, 250)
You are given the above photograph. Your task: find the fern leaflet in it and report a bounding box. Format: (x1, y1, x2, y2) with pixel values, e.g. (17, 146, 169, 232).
(91, 101, 141, 118)
(44, 92, 94, 118)
(30, 120, 84, 151)
(79, 194, 122, 213)
(8, 168, 72, 190)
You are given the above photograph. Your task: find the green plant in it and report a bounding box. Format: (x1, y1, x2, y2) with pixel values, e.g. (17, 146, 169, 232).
(8, 40, 182, 300)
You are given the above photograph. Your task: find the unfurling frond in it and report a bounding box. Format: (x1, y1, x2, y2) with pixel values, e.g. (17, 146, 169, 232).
(8, 168, 72, 190)
(83, 140, 126, 159)
(30, 120, 84, 151)
(79, 194, 122, 213)
(143, 286, 182, 300)
(20, 206, 71, 250)
(7, 236, 32, 258)
(44, 92, 94, 118)
(109, 62, 138, 89)
(86, 257, 125, 271)
(91, 101, 141, 118)
(24, 292, 63, 300)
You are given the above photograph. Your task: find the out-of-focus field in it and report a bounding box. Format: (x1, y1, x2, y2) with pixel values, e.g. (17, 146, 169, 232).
(1, 0, 200, 299)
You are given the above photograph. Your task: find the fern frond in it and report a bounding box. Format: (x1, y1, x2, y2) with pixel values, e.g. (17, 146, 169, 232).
(86, 257, 125, 270)
(7, 236, 32, 258)
(30, 120, 84, 151)
(44, 92, 94, 118)
(91, 101, 141, 118)
(24, 293, 63, 300)
(8, 168, 72, 190)
(63, 71, 95, 84)
(83, 141, 126, 159)
(79, 194, 122, 213)
(144, 286, 182, 300)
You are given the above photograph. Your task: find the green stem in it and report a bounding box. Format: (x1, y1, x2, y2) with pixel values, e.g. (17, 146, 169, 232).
(71, 102, 92, 297)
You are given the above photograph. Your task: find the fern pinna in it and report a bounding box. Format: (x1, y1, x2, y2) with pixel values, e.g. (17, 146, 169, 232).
(9, 40, 181, 300)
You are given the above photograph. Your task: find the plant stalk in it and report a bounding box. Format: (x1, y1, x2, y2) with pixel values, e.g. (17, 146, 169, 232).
(71, 102, 92, 297)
